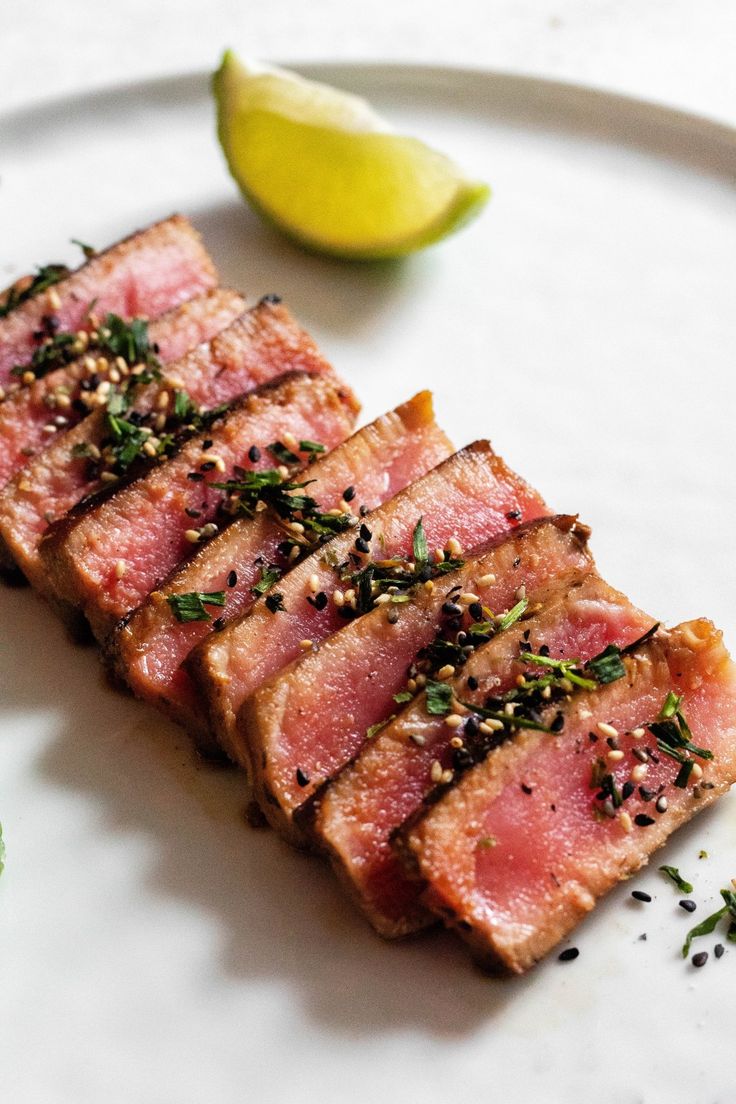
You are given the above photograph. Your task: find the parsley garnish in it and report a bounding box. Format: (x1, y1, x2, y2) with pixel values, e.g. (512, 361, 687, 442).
(0, 263, 70, 319)
(251, 564, 282, 597)
(393, 690, 413, 704)
(648, 694, 712, 764)
(267, 440, 300, 466)
(299, 440, 325, 458)
(682, 889, 736, 957)
(412, 517, 428, 566)
(496, 597, 528, 633)
(585, 644, 626, 685)
(659, 865, 694, 894)
(70, 238, 96, 258)
(366, 716, 394, 739)
(167, 591, 226, 623)
(521, 651, 597, 691)
(425, 680, 454, 716)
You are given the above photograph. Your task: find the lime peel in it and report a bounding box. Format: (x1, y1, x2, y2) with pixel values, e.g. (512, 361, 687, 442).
(213, 52, 490, 260)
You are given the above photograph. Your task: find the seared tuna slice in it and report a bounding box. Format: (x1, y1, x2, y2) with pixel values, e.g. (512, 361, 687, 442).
(38, 373, 358, 641)
(395, 618, 736, 973)
(0, 288, 246, 488)
(309, 569, 654, 934)
(192, 440, 547, 781)
(0, 215, 217, 389)
(256, 517, 595, 845)
(108, 392, 452, 739)
(0, 299, 345, 592)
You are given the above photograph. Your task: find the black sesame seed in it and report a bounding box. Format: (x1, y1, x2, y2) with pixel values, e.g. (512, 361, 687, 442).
(202, 439, 213, 450)
(259, 293, 282, 305)
(632, 890, 652, 902)
(635, 814, 655, 827)
(248, 445, 261, 463)
(212, 618, 226, 632)
(295, 768, 309, 787)
(467, 675, 479, 691)
(639, 786, 655, 802)
(550, 712, 564, 733)
(679, 899, 697, 913)
(692, 951, 708, 968)
(185, 507, 202, 519)
(442, 601, 463, 618)
(558, 947, 579, 962)
(387, 607, 399, 625)
(342, 485, 355, 502)
(355, 538, 370, 554)
(359, 523, 372, 542)
(505, 509, 522, 522)
(521, 783, 533, 795)
(200, 461, 216, 472)
(622, 781, 635, 800)
(539, 644, 550, 657)
(308, 591, 328, 611)
(715, 943, 725, 959)
(359, 504, 369, 517)
(227, 570, 237, 588)
(468, 602, 484, 622)
(187, 472, 204, 482)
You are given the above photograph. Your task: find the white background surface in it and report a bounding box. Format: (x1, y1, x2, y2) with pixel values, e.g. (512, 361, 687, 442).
(1, 7, 736, 1104)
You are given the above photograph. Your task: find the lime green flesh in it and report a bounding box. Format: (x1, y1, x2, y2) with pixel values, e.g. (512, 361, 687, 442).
(213, 52, 490, 260)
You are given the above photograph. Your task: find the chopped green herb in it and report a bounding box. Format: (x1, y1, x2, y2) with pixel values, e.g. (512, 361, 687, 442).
(12, 330, 78, 379)
(267, 440, 300, 466)
(70, 238, 96, 258)
(366, 716, 394, 739)
(0, 262, 70, 319)
(461, 700, 550, 733)
(496, 597, 529, 633)
(659, 691, 681, 720)
(659, 865, 694, 894)
(425, 679, 454, 716)
(173, 389, 198, 421)
(412, 517, 428, 566)
(251, 564, 282, 597)
(167, 590, 226, 623)
(681, 887, 736, 957)
(299, 439, 325, 457)
(393, 691, 413, 704)
(698, 850, 709, 860)
(585, 644, 626, 685)
(521, 649, 597, 691)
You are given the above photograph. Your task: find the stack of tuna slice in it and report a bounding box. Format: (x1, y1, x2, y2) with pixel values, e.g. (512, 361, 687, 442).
(3, 216, 735, 974)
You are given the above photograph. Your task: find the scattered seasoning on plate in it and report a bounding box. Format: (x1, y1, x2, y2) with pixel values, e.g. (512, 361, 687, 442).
(632, 890, 651, 903)
(692, 951, 708, 968)
(679, 899, 697, 913)
(558, 947, 579, 962)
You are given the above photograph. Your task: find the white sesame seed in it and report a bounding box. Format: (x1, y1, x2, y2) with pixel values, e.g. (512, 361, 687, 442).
(327, 507, 344, 517)
(157, 391, 170, 410)
(480, 719, 504, 734)
(115, 356, 128, 373)
(55, 392, 71, 410)
(607, 749, 625, 762)
(22, 370, 35, 385)
(114, 559, 127, 579)
(631, 727, 646, 739)
(47, 288, 61, 311)
(277, 465, 290, 480)
(308, 573, 320, 593)
(541, 685, 552, 699)
(619, 811, 633, 833)
(434, 548, 445, 563)
(201, 523, 218, 538)
(142, 441, 158, 457)
(445, 714, 463, 729)
(437, 664, 455, 680)
(631, 763, 648, 782)
(430, 760, 443, 784)
(42, 423, 57, 435)
(100, 471, 118, 484)
(87, 443, 101, 460)
(450, 736, 464, 749)
(108, 368, 121, 385)
(288, 522, 305, 534)
(504, 702, 516, 716)
(424, 579, 434, 594)
(410, 733, 425, 747)
(597, 721, 619, 739)
(95, 357, 109, 374)
(415, 674, 427, 688)
(333, 589, 345, 608)
(374, 593, 391, 605)
(691, 763, 704, 781)
(475, 573, 496, 588)
(184, 529, 200, 543)
(441, 769, 454, 785)
(406, 679, 417, 693)
(515, 584, 527, 601)
(343, 589, 355, 602)
(446, 537, 462, 557)
(288, 545, 300, 562)
(559, 677, 574, 693)
(459, 592, 480, 604)
(299, 639, 313, 651)
(282, 431, 298, 450)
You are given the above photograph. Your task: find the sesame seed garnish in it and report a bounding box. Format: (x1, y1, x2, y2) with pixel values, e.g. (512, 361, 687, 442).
(100, 471, 118, 484)
(22, 370, 35, 385)
(631, 890, 651, 902)
(479, 719, 504, 734)
(475, 573, 496, 588)
(18, 479, 32, 492)
(308, 573, 320, 593)
(42, 423, 57, 435)
(655, 795, 668, 813)
(692, 951, 708, 968)
(690, 763, 704, 781)
(634, 814, 655, 827)
(632, 747, 650, 763)
(277, 465, 290, 480)
(459, 592, 480, 604)
(114, 559, 127, 579)
(333, 589, 345, 607)
(299, 639, 313, 651)
(430, 760, 443, 783)
(424, 579, 434, 594)
(436, 664, 455, 680)
(446, 537, 462, 557)
(449, 735, 464, 749)
(184, 529, 201, 543)
(434, 548, 445, 563)
(597, 721, 619, 740)
(631, 727, 646, 739)
(558, 947, 579, 962)
(679, 899, 697, 913)
(227, 570, 237, 588)
(282, 431, 298, 450)
(295, 768, 309, 788)
(715, 944, 725, 959)
(619, 811, 633, 833)
(409, 733, 425, 747)
(374, 593, 391, 605)
(387, 608, 399, 624)
(515, 584, 526, 602)
(631, 763, 648, 783)
(47, 288, 62, 311)
(445, 714, 463, 729)
(440, 769, 454, 785)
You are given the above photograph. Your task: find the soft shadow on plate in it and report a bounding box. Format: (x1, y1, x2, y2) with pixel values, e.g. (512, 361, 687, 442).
(1, 585, 523, 1039)
(189, 199, 434, 338)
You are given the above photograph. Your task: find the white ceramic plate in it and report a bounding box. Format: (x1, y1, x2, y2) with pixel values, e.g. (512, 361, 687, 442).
(1, 64, 735, 1104)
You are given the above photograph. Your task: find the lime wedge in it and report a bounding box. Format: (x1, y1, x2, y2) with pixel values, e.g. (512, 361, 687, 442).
(213, 52, 490, 260)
